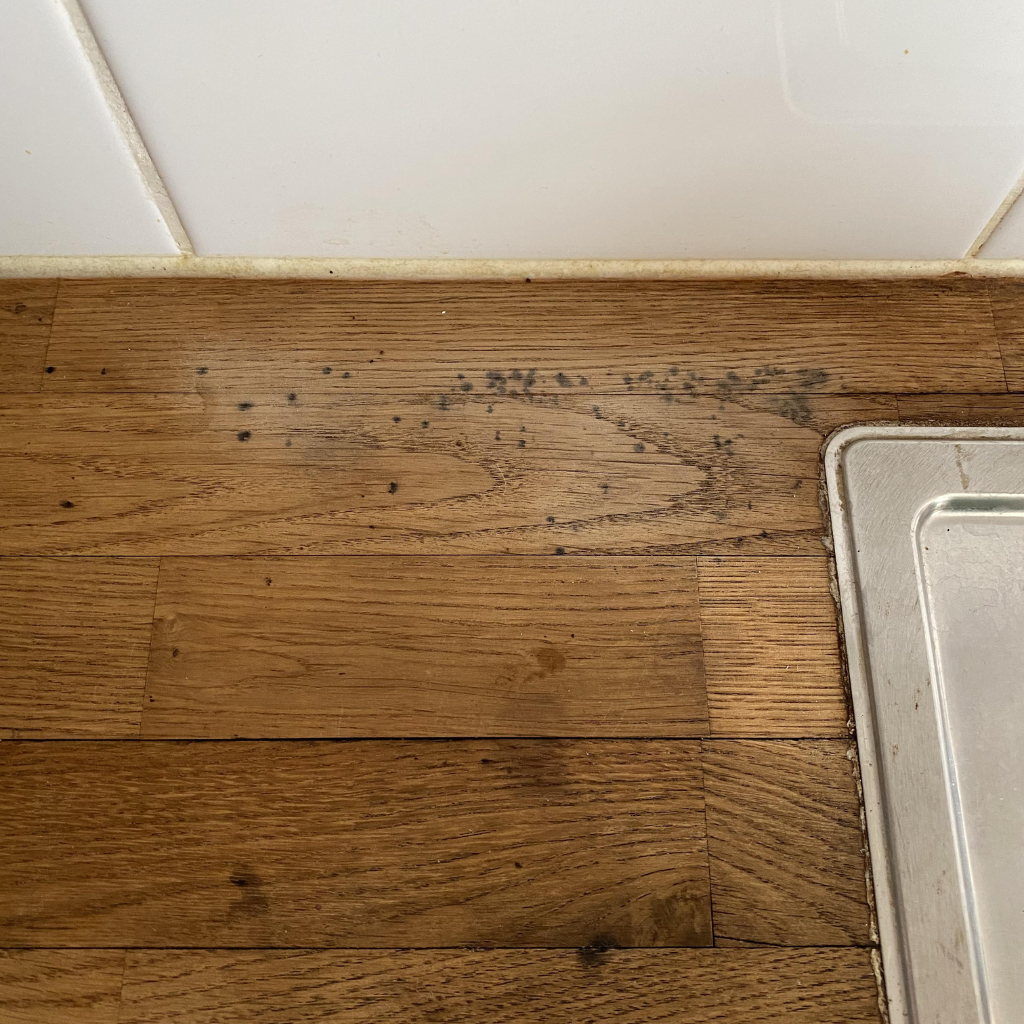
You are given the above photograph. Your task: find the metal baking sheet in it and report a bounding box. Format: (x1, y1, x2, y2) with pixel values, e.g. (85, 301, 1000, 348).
(825, 427, 1024, 1024)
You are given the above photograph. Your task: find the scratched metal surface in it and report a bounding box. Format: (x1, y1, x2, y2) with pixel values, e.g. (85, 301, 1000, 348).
(826, 427, 1024, 1024)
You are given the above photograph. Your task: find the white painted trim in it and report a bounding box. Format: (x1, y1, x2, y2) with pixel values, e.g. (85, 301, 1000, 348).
(58, 0, 194, 255)
(968, 165, 1024, 258)
(1, 255, 1024, 279)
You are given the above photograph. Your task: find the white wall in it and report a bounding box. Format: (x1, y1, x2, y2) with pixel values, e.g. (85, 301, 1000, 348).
(4, 0, 1024, 260)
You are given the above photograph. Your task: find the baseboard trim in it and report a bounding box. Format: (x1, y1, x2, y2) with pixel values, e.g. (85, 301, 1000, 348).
(2, 255, 1024, 280)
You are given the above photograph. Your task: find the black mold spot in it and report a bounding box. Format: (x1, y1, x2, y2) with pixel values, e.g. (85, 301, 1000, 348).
(60, 500, 74, 509)
(197, 367, 209, 375)
(600, 483, 609, 492)
(238, 401, 253, 411)
(495, 431, 501, 440)
(670, 365, 679, 375)
(45, 366, 55, 374)
(288, 393, 297, 402)
(342, 371, 351, 379)
(639, 370, 654, 381)
(237, 430, 251, 442)
(546, 515, 555, 523)
(421, 420, 430, 428)
(555, 547, 565, 555)
(439, 395, 450, 411)
(518, 439, 526, 448)
(265, 577, 272, 586)
(100, 368, 107, 375)
(579, 376, 588, 386)
(592, 405, 602, 419)
(460, 382, 473, 391)
(623, 375, 633, 384)
(486, 405, 493, 413)
(388, 482, 398, 494)
(457, 373, 465, 380)
(322, 367, 332, 375)
(793, 479, 803, 489)
(634, 443, 646, 453)
(555, 372, 572, 388)
(172, 648, 179, 658)
(514, 861, 523, 869)
(393, 416, 401, 423)
(285, 439, 292, 448)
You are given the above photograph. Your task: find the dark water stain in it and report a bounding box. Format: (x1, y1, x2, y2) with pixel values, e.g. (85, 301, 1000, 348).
(533, 645, 567, 676)
(577, 935, 620, 968)
(228, 867, 269, 915)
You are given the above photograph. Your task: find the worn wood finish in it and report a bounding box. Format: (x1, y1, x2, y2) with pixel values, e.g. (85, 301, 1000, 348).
(117, 948, 881, 1024)
(44, 279, 1003, 395)
(0, 558, 159, 738)
(0, 391, 893, 555)
(0, 950, 124, 1024)
(898, 392, 1024, 425)
(703, 740, 872, 946)
(0, 739, 711, 948)
(987, 279, 1024, 391)
(697, 557, 848, 737)
(144, 557, 706, 739)
(0, 280, 57, 393)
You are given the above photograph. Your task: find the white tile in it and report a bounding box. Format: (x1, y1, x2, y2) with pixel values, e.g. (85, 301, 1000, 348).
(0, 0, 179, 255)
(79, 0, 1024, 259)
(977, 187, 1024, 258)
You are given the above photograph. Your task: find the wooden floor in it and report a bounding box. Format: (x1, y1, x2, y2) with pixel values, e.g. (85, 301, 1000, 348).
(2, 277, 1022, 1022)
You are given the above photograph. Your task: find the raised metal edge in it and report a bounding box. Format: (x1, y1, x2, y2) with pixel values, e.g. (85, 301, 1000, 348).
(823, 425, 1024, 1024)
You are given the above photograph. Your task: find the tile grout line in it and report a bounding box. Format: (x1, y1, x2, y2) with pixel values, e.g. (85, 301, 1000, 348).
(966, 163, 1024, 258)
(58, 0, 194, 257)
(5, 255, 1024, 279)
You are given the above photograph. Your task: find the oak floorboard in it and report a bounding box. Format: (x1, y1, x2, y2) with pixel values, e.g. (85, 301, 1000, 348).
(116, 948, 881, 1024)
(0, 950, 124, 1024)
(0, 558, 159, 738)
(0, 280, 57, 393)
(0, 739, 710, 949)
(697, 557, 847, 738)
(43, 279, 1002, 396)
(702, 740, 871, 946)
(143, 556, 706, 739)
(0, 391, 894, 555)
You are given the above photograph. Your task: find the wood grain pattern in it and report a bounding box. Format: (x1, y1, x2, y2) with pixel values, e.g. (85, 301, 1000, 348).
(0, 280, 57, 393)
(0, 740, 711, 948)
(697, 557, 848, 738)
(0, 950, 124, 1024)
(143, 557, 706, 739)
(987, 279, 1024, 391)
(898, 392, 1024, 425)
(703, 740, 871, 946)
(0, 391, 893, 555)
(118, 948, 881, 1024)
(0, 558, 159, 738)
(44, 279, 1002, 395)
